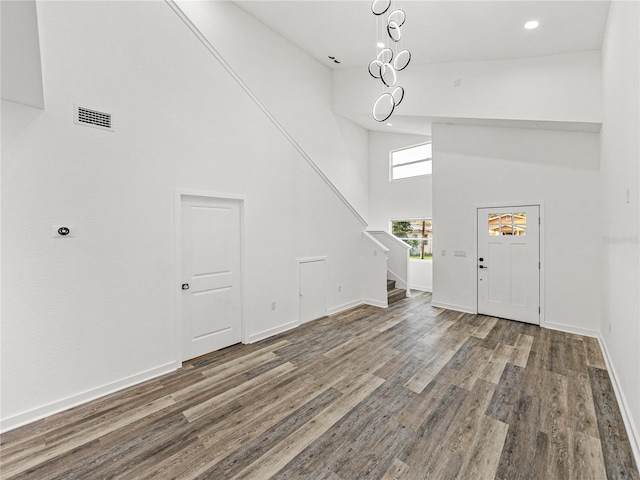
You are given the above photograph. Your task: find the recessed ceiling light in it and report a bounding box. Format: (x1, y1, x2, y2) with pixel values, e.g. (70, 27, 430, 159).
(524, 20, 539, 30)
(386, 123, 393, 126)
(377, 42, 385, 48)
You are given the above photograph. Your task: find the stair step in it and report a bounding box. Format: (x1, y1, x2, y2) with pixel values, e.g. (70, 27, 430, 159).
(387, 279, 396, 291)
(387, 287, 406, 305)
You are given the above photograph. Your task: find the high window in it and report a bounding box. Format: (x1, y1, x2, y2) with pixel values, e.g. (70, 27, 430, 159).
(390, 143, 432, 180)
(392, 219, 433, 260)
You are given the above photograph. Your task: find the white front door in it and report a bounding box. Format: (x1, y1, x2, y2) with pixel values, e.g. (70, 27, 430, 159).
(181, 196, 242, 361)
(299, 259, 326, 324)
(477, 205, 540, 325)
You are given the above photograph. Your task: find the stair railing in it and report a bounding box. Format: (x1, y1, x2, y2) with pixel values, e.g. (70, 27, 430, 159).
(367, 230, 411, 297)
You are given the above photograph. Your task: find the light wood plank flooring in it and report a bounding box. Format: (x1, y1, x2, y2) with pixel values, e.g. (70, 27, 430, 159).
(1, 292, 638, 479)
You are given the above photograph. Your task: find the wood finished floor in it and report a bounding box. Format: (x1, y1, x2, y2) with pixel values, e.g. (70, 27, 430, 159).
(1, 292, 638, 479)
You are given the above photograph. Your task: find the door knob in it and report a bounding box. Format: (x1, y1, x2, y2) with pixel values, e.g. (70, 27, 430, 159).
(479, 257, 484, 262)
(182, 283, 190, 290)
(479, 265, 488, 269)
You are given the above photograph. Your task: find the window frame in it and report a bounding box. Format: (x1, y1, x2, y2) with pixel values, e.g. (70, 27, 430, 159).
(390, 218, 433, 262)
(389, 142, 432, 181)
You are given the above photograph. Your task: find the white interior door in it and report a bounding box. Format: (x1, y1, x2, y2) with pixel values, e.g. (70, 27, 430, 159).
(477, 205, 540, 325)
(299, 259, 326, 324)
(181, 196, 242, 361)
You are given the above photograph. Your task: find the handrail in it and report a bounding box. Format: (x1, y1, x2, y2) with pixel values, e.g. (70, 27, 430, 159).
(362, 231, 390, 253)
(166, 0, 367, 227)
(368, 230, 411, 294)
(367, 230, 411, 250)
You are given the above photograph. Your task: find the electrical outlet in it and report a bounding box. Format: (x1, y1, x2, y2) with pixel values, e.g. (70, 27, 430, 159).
(454, 250, 466, 257)
(271, 302, 276, 311)
(453, 78, 462, 87)
(338, 285, 342, 293)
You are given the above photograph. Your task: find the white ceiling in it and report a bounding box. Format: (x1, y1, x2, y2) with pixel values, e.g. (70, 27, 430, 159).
(233, 0, 611, 69)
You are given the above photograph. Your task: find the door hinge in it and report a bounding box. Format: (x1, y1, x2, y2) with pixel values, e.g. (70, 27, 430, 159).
(539, 217, 541, 225)
(539, 306, 541, 314)
(538, 262, 541, 269)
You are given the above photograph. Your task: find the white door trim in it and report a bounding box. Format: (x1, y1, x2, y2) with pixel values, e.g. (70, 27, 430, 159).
(174, 189, 248, 364)
(297, 256, 328, 264)
(474, 201, 545, 326)
(297, 256, 328, 326)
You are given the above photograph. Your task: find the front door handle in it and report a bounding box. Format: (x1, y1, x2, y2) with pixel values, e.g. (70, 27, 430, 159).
(479, 265, 488, 269)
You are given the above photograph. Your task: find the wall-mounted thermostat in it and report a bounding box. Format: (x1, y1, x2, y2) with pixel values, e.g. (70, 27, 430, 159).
(52, 225, 75, 237)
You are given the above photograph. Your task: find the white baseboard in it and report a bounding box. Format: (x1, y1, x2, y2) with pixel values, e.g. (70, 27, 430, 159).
(430, 301, 475, 314)
(0, 361, 180, 433)
(544, 321, 599, 338)
(327, 300, 364, 316)
(597, 335, 640, 469)
(362, 298, 388, 308)
(247, 320, 299, 344)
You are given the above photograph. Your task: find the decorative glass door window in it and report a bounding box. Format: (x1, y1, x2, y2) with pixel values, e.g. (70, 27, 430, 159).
(488, 212, 526, 236)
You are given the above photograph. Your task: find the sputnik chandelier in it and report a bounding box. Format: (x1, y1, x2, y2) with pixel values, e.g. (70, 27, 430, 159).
(369, 0, 411, 122)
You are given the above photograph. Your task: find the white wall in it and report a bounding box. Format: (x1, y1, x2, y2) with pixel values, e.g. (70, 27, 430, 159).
(600, 0, 640, 454)
(432, 123, 601, 333)
(359, 233, 391, 309)
(368, 132, 433, 291)
(174, 0, 370, 220)
(334, 51, 602, 125)
(0, 0, 44, 109)
(410, 261, 433, 292)
(0, 0, 371, 430)
(368, 132, 431, 230)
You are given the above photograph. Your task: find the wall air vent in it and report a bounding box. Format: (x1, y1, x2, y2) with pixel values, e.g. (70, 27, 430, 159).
(74, 104, 113, 131)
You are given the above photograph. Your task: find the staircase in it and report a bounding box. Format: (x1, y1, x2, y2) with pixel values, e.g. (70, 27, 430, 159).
(387, 279, 407, 305)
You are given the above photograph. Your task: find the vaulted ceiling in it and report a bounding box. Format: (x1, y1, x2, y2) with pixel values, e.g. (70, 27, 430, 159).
(233, 1, 611, 69)
(233, 0, 611, 135)
(2, 1, 611, 135)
